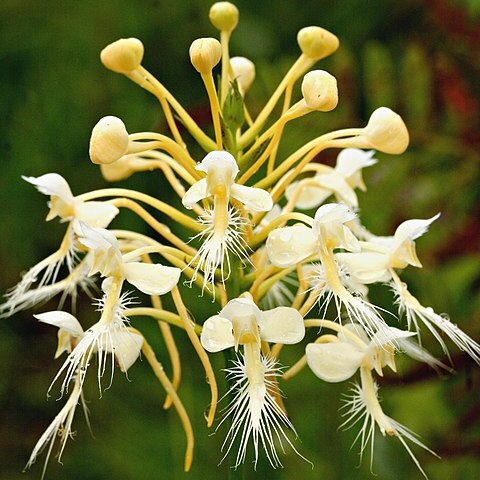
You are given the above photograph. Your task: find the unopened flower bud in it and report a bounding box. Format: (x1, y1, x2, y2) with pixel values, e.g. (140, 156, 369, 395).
(89, 116, 129, 165)
(100, 38, 144, 74)
(297, 26, 339, 60)
(301, 70, 338, 111)
(209, 2, 239, 33)
(364, 107, 409, 154)
(230, 56, 255, 94)
(189, 38, 222, 74)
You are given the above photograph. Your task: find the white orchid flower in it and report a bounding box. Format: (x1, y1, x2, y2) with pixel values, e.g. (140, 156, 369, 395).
(77, 224, 181, 296)
(23, 173, 119, 227)
(335, 213, 480, 364)
(182, 151, 272, 292)
(43, 299, 144, 396)
(267, 203, 383, 334)
(285, 149, 377, 209)
(306, 323, 415, 382)
(334, 214, 440, 286)
(0, 175, 119, 318)
(201, 295, 305, 352)
(201, 295, 306, 468)
(306, 322, 441, 477)
(267, 203, 359, 268)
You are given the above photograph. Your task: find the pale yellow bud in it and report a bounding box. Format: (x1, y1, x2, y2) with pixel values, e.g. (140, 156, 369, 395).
(100, 38, 144, 74)
(89, 116, 129, 165)
(297, 26, 339, 60)
(230, 56, 255, 94)
(364, 107, 409, 154)
(209, 2, 239, 32)
(189, 38, 222, 74)
(301, 70, 338, 111)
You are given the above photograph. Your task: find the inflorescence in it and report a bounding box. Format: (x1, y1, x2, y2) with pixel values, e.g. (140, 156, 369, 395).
(4, 2, 479, 478)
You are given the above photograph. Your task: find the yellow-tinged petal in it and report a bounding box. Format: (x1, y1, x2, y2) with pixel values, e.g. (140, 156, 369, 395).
(230, 184, 273, 212)
(182, 178, 208, 209)
(200, 315, 235, 352)
(306, 342, 364, 382)
(35, 311, 84, 358)
(23, 173, 74, 221)
(285, 180, 331, 210)
(111, 330, 144, 372)
(74, 202, 119, 229)
(336, 251, 390, 284)
(123, 262, 180, 295)
(258, 307, 305, 344)
(35, 311, 84, 336)
(266, 225, 317, 268)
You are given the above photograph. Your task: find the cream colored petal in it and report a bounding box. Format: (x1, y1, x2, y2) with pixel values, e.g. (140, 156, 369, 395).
(336, 252, 390, 284)
(335, 149, 377, 178)
(317, 172, 358, 208)
(231, 184, 273, 212)
(74, 202, 119, 228)
(285, 181, 331, 210)
(34, 311, 84, 337)
(77, 224, 122, 276)
(111, 331, 144, 372)
(77, 223, 118, 251)
(341, 225, 361, 252)
(123, 262, 180, 295)
(35, 311, 84, 359)
(393, 214, 440, 246)
(266, 225, 317, 268)
(196, 151, 239, 180)
(182, 178, 208, 209)
(55, 330, 73, 358)
(314, 202, 356, 226)
(200, 315, 235, 352)
(258, 307, 305, 344)
(306, 342, 364, 382)
(22, 173, 74, 203)
(220, 297, 261, 322)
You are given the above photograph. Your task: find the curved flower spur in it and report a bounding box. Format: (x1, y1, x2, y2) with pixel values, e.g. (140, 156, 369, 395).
(3, 1, 479, 478)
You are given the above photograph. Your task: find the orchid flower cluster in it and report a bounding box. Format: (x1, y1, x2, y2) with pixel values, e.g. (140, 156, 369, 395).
(4, 2, 480, 478)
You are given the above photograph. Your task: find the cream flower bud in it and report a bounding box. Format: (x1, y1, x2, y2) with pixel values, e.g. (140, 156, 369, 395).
(209, 2, 239, 32)
(100, 38, 144, 74)
(301, 70, 338, 111)
(189, 38, 222, 74)
(297, 26, 339, 60)
(230, 56, 255, 94)
(364, 107, 409, 154)
(89, 116, 129, 165)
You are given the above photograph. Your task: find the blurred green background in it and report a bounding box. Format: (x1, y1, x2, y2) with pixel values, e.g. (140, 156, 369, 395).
(1, 0, 479, 479)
